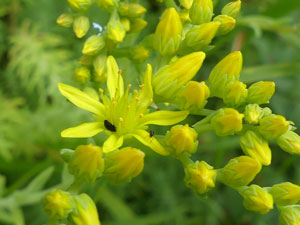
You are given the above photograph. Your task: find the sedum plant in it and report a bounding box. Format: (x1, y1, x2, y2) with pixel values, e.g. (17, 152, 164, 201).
(41, 0, 300, 224)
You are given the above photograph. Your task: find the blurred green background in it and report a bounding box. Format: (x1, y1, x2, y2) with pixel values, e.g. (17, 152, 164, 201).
(0, 0, 300, 224)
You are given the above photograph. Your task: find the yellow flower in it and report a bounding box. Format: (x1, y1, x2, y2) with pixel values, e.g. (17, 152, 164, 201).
(247, 81, 275, 105)
(238, 185, 273, 214)
(190, 0, 213, 25)
(58, 56, 188, 154)
(184, 161, 216, 195)
(240, 130, 272, 166)
(70, 193, 101, 225)
(221, 0, 241, 18)
(259, 114, 290, 140)
(103, 147, 145, 184)
(277, 131, 300, 154)
(279, 205, 300, 225)
(211, 108, 244, 136)
(43, 190, 73, 219)
(271, 182, 300, 206)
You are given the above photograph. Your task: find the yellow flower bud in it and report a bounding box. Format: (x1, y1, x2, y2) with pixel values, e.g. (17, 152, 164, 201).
(130, 18, 147, 32)
(179, 0, 194, 9)
(247, 81, 275, 105)
(244, 104, 264, 125)
(213, 15, 236, 35)
(190, 0, 213, 25)
(211, 108, 244, 136)
(217, 156, 262, 188)
(74, 67, 91, 84)
(97, 0, 117, 10)
(221, 0, 241, 18)
(259, 114, 290, 140)
(120, 18, 131, 32)
(165, 124, 198, 157)
(107, 11, 126, 43)
(208, 51, 242, 97)
(153, 52, 206, 101)
(43, 190, 73, 219)
(57, 14, 74, 28)
(69, 193, 101, 225)
(177, 81, 210, 112)
(68, 144, 104, 183)
(277, 131, 300, 154)
(238, 185, 273, 214)
(119, 3, 146, 17)
(223, 80, 248, 107)
(82, 35, 105, 55)
(132, 45, 150, 62)
(153, 8, 182, 55)
(240, 130, 271, 166)
(184, 161, 216, 195)
(179, 9, 191, 23)
(184, 22, 220, 50)
(271, 182, 300, 206)
(262, 107, 272, 117)
(93, 54, 107, 83)
(73, 16, 90, 38)
(103, 147, 145, 185)
(279, 205, 300, 225)
(68, 0, 93, 11)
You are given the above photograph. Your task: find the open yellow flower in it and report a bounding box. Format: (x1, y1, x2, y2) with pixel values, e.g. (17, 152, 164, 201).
(58, 56, 188, 155)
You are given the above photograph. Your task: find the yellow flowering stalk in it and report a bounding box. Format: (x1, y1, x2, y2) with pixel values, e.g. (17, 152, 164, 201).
(271, 182, 300, 205)
(58, 56, 188, 154)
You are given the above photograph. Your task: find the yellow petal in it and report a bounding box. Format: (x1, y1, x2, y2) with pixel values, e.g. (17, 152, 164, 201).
(139, 110, 189, 126)
(103, 134, 124, 153)
(132, 130, 169, 156)
(106, 56, 124, 99)
(61, 122, 104, 138)
(58, 83, 105, 116)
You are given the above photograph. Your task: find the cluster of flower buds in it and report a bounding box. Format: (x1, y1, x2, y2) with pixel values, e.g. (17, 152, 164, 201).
(49, 0, 300, 225)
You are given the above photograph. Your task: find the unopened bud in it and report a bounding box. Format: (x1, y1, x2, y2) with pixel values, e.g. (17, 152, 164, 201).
(132, 45, 150, 62)
(73, 16, 90, 38)
(221, 0, 241, 18)
(211, 108, 244, 136)
(279, 205, 300, 225)
(57, 14, 74, 28)
(244, 104, 264, 125)
(93, 54, 107, 83)
(223, 80, 247, 107)
(277, 131, 300, 154)
(97, 0, 117, 10)
(107, 11, 126, 43)
(165, 124, 198, 157)
(190, 0, 213, 25)
(217, 156, 262, 188)
(103, 147, 145, 184)
(179, 9, 191, 23)
(238, 185, 273, 214)
(271, 182, 300, 206)
(240, 130, 272, 166)
(82, 35, 105, 55)
(213, 15, 236, 35)
(153, 8, 182, 55)
(68, 0, 93, 11)
(119, 3, 146, 17)
(247, 81, 275, 105)
(68, 144, 104, 183)
(74, 67, 91, 84)
(259, 114, 290, 140)
(179, 0, 193, 9)
(130, 18, 147, 32)
(184, 161, 216, 195)
(120, 18, 131, 32)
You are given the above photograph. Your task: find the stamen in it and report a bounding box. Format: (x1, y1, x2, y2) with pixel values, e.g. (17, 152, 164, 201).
(139, 113, 144, 118)
(119, 117, 124, 122)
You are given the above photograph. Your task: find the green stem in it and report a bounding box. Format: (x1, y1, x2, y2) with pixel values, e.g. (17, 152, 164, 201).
(194, 108, 216, 116)
(178, 153, 194, 167)
(67, 179, 83, 194)
(194, 124, 213, 134)
(165, 0, 179, 10)
(193, 111, 217, 129)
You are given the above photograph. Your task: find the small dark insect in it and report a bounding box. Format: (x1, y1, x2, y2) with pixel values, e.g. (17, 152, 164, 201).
(104, 120, 117, 132)
(149, 130, 154, 137)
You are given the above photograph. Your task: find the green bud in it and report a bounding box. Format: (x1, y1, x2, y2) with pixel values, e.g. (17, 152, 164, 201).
(190, 0, 213, 25)
(240, 130, 271, 166)
(68, 0, 93, 11)
(244, 104, 264, 125)
(221, 0, 241, 18)
(238, 185, 273, 214)
(277, 131, 300, 154)
(93, 54, 107, 83)
(130, 18, 147, 32)
(271, 182, 300, 206)
(247, 81, 275, 104)
(68, 144, 104, 183)
(57, 14, 74, 28)
(259, 114, 290, 140)
(213, 15, 236, 35)
(103, 147, 145, 185)
(165, 124, 198, 157)
(208, 51, 243, 97)
(211, 108, 244, 136)
(279, 205, 300, 225)
(82, 35, 105, 55)
(60, 148, 74, 163)
(74, 67, 91, 84)
(223, 80, 248, 107)
(153, 8, 182, 55)
(184, 22, 220, 50)
(184, 161, 216, 195)
(107, 10, 126, 43)
(217, 156, 262, 188)
(73, 16, 90, 38)
(119, 3, 146, 17)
